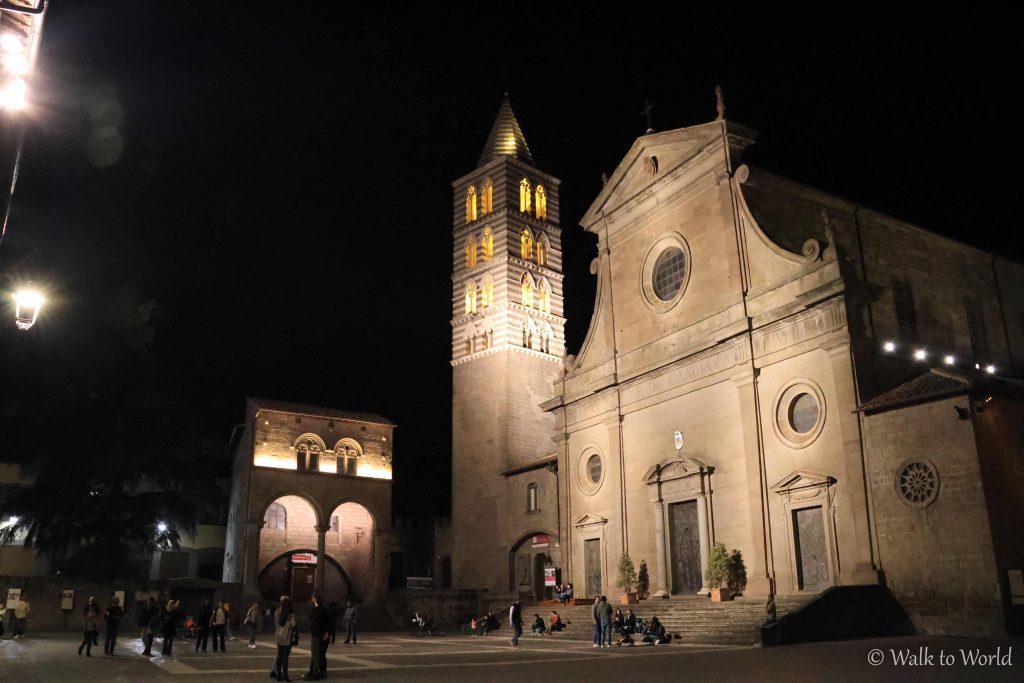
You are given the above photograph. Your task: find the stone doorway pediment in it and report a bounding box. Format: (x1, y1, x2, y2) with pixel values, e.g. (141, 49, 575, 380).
(642, 456, 713, 485)
(574, 513, 608, 528)
(770, 470, 837, 497)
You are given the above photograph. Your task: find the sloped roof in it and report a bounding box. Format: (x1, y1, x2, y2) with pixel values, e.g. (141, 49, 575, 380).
(478, 95, 534, 165)
(250, 397, 395, 426)
(500, 452, 557, 477)
(856, 369, 971, 414)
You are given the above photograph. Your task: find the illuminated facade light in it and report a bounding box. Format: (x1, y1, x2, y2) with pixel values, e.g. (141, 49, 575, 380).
(913, 349, 927, 361)
(943, 355, 955, 366)
(0, 77, 28, 110)
(0, 32, 21, 54)
(13, 288, 43, 330)
(985, 365, 996, 374)
(883, 341, 896, 352)
(2, 52, 29, 76)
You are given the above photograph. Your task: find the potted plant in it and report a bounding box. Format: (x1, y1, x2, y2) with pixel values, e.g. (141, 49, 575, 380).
(728, 549, 747, 596)
(616, 553, 639, 604)
(636, 560, 650, 600)
(706, 543, 734, 602)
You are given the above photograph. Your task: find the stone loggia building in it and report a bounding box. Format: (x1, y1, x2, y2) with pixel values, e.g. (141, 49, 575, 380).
(451, 98, 1024, 636)
(222, 398, 395, 605)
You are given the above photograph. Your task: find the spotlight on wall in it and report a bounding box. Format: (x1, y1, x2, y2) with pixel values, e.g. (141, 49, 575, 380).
(943, 355, 956, 366)
(985, 365, 996, 374)
(913, 349, 927, 361)
(883, 341, 896, 353)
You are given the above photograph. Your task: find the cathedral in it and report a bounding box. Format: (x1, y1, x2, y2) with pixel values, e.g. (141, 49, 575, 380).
(450, 96, 1024, 637)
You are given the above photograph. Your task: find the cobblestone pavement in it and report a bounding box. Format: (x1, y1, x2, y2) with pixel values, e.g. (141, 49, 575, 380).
(0, 631, 1020, 681)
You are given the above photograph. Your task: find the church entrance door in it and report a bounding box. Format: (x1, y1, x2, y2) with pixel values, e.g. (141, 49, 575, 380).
(291, 565, 316, 603)
(584, 538, 602, 597)
(793, 506, 829, 591)
(668, 501, 701, 594)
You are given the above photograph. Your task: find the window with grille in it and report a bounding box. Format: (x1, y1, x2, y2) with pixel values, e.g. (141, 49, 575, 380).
(265, 503, 286, 529)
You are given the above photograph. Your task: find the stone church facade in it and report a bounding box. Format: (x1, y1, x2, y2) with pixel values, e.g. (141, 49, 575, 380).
(451, 99, 1024, 637)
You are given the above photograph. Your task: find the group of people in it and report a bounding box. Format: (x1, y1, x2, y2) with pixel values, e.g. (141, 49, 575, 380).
(269, 594, 359, 682)
(0, 595, 31, 639)
(591, 596, 668, 647)
(529, 610, 566, 635)
(553, 583, 574, 604)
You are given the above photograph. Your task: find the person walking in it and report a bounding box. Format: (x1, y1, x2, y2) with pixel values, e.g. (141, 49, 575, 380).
(591, 596, 601, 648)
(210, 600, 228, 653)
(302, 594, 331, 680)
(326, 601, 338, 645)
(138, 597, 157, 651)
(597, 596, 613, 647)
(271, 596, 295, 682)
(161, 599, 181, 655)
(78, 602, 101, 656)
(194, 600, 212, 653)
(103, 596, 123, 655)
(12, 595, 30, 638)
(508, 599, 523, 648)
(244, 602, 261, 648)
(142, 600, 161, 657)
(341, 600, 358, 644)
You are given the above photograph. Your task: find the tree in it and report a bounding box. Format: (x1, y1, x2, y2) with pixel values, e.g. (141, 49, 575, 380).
(616, 553, 638, 592)
(636, 559, 650, 597)
(705, 543, 732, 588)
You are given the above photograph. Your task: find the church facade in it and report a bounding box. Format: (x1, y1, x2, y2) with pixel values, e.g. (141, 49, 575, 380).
(452, 99, 1024, 636)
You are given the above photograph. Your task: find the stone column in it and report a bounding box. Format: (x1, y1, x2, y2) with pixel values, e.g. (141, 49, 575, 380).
(242, 519, 265, 600)
(696, 491, 711, 595)
(315, 524, 328, 592)
(651, 498, 670, 598)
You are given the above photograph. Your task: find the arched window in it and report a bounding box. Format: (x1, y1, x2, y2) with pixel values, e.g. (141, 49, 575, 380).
(520, 228, 534, 261)
(481, 274, 494, 308)
(479, 317, 493, 350)
(522, 317, 537, 349)
(540, 321, 554, 354)
(465, 322, 477, 355)
(265, 502, 287, 529)
(519, 178, 532, 213)
(535, 185, 547, 220)
(335, 438, 362, 476)
(465, 186, 478, 223)
(482, 179, 493, 215)
(521, 273, 535, 309)
(536, 233, 548, 266)
(481, 227, 494, 260)
(464, 281, 477, 314)
(465, 235, 477, 269)
(295, 437, 322, 472)
(538, 279, 551, 314)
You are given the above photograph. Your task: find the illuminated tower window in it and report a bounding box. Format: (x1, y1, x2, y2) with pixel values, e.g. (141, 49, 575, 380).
(522, 317, 537, 349)
(538, 279, 551, 314)
(482, 179, 493, 214)
(481, 274, 494, 308)
(535, 185, 547, 220)
(520, 228, 534, 261)
(465, 282, 477, 314)
(481, 227, 494, 260)
(295, 437, 322, 472)
(465, 235, 477, 269)
(466, 186, 478, 223)
(536, 233, 548, 266)
(540, 322, 553, 354)
(519, 178, 532, 213)
(521, 273, 535, 309)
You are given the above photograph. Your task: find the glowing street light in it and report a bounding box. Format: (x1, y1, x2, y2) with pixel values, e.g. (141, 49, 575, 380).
(883, 341, 896, 353)
(13, 287, 42, 330)
(156, 522, 168, 533)
(913, 349, 927, 361)
(0, 75, 26, 110)
(985, 365, 996, 375)
(943, 355, 956, 366)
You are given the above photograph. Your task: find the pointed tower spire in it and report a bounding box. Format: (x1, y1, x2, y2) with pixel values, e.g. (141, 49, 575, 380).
(478, 94, 534, 165)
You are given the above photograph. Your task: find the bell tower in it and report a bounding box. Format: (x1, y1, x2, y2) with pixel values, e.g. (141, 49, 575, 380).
(450, 96, 565, 592)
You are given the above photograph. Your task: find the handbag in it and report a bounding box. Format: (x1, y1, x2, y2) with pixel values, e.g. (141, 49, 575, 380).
(290, 625, 299, 646)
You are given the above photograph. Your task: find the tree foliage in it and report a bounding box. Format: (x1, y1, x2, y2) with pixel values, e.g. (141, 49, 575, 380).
(616, 553, 637, 592)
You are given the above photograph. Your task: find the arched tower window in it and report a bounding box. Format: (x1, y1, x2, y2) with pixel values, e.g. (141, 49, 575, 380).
(481, 227, 494, 261)
(334, 438, 362, 476)
(520, 228, 534, 261)
(265, 502, 287, 530)
(465, 281, 477, 314)
(465, 235, 477, 269)
(523, 317, 537, 349)
(536, 232, 549, 266)
(540, 321, 554, 354)
(482, 179, 493, 214)
(519, 178, 532, 213)
(479, 316, 494, 350)
(466, 186, 478, 223)
(521, 273, 535, 309)
(481, 274, 494, 308)
(538, 278, 551, 314)
(535, 185, 547, 220)
(465, 322, 478, 355)
(294, 436, 323, 472)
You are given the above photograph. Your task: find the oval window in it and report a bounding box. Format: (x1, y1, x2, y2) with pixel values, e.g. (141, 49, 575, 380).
(789, 393, 820, 434)
(587, 454, 602, 484)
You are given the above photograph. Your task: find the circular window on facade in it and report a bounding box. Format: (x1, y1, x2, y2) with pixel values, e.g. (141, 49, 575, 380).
(774, 380, 826, 448)
(577, 448, 605, 495)
(641, 233, 692, 312)
(895, 459, 939, 508)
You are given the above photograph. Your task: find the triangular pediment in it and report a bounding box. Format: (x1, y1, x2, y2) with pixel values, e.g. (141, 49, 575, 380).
(574, 513, 608, 528)
(643, 456, 713, 485)
(770, 470, 837, 493)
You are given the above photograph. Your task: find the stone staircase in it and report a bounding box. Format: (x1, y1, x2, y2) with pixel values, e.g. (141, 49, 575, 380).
(516, 594, 814, 646)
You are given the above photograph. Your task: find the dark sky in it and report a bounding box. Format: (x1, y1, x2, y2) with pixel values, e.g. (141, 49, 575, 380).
(3, 5, 1017, 516)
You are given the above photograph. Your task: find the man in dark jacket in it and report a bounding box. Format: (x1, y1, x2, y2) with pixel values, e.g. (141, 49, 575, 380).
(138, 597, 158, 656)
(103, 597, 123, 655)
(508, 599, 523, 648)
(303, 594, 331, 680)
(194, 600, 212, 653)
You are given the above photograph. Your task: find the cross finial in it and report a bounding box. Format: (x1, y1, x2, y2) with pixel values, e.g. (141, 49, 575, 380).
(714, 85, 726, 121)
(640, 99, 655, 134)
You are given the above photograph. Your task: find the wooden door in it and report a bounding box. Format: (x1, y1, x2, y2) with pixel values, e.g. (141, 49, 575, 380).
(291, 566, 316, 603)
(669, 501, 701, 594)
(584, 538, 602, 597)
(793, 507, 829, 591)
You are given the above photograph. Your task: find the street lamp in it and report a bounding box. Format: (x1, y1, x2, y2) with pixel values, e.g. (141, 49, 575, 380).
(12, 285, 41, 329)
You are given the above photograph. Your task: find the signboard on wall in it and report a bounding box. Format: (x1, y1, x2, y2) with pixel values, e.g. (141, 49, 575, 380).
(544, 567, 557, 587)
(531, 534, 549, 549)
(291, 553, 317, 564)
(60, 590, 75, 610)
(114, 590, 126, 607)
(6, 588, 21, 608)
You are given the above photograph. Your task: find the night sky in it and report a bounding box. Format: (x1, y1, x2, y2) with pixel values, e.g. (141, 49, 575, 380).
(2, 5, 1017, 516)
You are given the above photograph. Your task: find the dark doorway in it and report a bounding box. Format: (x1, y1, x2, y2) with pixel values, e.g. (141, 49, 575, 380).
(291, 565, 316, 603)
(669, 501, 701, 594)
(793, 506, 829, 591)
(532, 553, 547, 600)
(584, 538, 602, 597)
(388, 552, 405, 589)
(440, 557, 451, 589)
